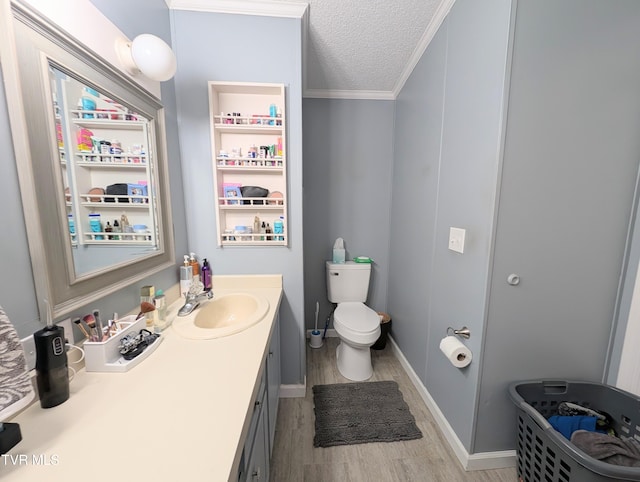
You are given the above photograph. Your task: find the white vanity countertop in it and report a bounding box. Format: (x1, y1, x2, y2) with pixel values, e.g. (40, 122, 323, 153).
(3, 275, 283, 482)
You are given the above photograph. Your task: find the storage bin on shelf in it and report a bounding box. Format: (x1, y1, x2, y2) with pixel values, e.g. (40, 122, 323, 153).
(509, 380, 640, 482)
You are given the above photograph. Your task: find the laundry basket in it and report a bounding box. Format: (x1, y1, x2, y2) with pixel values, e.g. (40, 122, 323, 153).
(509, 380, 640, 482)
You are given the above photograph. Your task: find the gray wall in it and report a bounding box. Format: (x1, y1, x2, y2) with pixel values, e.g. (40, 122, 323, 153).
(389, 0, 640, 455)
(476, 0, 640, 453)
(388, 0, 512, 450)
(302, 98, 394, 331)
(0, 0, 186, 339)
(170, 10, 306, 386)
(387, 18, 447, 384)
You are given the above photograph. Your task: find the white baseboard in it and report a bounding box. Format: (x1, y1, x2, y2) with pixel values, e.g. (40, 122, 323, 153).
(279, 374, 306, 398)
(387, 335, 516, 471)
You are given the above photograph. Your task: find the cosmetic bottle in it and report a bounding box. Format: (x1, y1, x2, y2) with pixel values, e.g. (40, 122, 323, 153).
(112, 219, 121, 240)
(274, 217, 284, 241)
(140, 285, 157, 330)
(120, 213, 130, 240)
(180, 256, 192, 297)
(189, 252, 200, 280)
(253, 216, 261, 241)
(89, 213, 103, 240)
(105, 221, 113, 240)
(154, 289, 168, 330)
(261, 221, 266, 241)
(266, 223, 272, 241)
(201, 259, 212, 292)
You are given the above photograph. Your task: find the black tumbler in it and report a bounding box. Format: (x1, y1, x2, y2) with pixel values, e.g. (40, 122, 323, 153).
(34, 325, 69, 408)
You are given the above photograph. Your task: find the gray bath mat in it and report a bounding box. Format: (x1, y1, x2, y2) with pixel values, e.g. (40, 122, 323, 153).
(313, 380, 423, 447)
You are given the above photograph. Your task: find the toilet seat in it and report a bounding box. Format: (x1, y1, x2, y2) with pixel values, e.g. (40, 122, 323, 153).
(334, 302, 381, 345)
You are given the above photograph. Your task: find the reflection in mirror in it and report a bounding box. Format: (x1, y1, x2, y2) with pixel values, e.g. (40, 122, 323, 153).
(3, 2, 175, 319)
(50, 66, 161, 276)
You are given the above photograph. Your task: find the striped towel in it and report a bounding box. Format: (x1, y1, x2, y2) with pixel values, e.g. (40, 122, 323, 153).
(0, 305, 35, 421)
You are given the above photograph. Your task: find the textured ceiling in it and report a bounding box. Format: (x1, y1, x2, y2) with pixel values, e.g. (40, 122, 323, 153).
(168, 0, 454, 99)
(303, 0, 447, 97)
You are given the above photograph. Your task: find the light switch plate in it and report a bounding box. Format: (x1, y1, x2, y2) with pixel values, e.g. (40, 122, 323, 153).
(449, 227, 466, 254)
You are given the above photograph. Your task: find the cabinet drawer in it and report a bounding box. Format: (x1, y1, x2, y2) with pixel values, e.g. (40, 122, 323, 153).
(244, 368, 266, 458)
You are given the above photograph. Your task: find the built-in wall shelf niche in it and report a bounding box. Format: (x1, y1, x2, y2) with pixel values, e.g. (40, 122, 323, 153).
(209, 82, 288, 247)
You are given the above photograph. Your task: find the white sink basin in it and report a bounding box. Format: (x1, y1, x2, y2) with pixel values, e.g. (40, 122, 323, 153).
(172, 293, 269, 339)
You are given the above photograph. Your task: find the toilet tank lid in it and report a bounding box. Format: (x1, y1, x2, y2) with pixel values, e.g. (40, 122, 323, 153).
(326, 261, 371, 270)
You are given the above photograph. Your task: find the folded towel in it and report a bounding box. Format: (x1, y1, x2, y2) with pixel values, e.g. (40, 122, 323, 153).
(548, 415, 597, 440)
(571, 430, 640, 467)
(0, 305, 35, 421)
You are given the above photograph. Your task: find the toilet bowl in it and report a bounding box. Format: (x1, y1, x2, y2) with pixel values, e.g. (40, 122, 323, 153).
(333, 301, 381, 381)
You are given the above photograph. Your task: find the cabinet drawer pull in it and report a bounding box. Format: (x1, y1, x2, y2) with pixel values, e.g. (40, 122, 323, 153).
(252, 467, 261, 479)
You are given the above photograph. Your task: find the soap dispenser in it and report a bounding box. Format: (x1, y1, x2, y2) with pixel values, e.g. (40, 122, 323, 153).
(201, 259, 212, 292)
(180, 255, 192, 297)
(189, 252, 200, 279)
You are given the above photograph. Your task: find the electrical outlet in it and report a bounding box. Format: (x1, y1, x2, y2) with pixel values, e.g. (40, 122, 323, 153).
(20, 318, 74, 372)
(21, 335, 36, 372)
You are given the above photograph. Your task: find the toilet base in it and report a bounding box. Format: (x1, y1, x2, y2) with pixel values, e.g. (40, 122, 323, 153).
(336, 340, 373, 381)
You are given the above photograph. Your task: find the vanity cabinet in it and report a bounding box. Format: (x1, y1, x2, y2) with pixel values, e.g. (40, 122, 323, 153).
(208, 82, 288, 247)
(266, 313, 280, 454)
(242, 377, 269, 482)
(238, 315, 281, 482)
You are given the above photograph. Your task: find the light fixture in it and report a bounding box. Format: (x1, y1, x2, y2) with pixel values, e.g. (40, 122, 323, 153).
(117, 34, 176, 82)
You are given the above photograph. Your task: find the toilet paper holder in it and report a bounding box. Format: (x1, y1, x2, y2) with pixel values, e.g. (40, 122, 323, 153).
(446, 326, 471, 339)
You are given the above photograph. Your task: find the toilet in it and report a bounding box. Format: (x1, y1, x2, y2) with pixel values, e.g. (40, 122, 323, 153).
(326, 261, 381, 381)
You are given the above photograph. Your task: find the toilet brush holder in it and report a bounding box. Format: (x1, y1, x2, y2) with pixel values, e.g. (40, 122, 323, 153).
(310, 330, 323, 348)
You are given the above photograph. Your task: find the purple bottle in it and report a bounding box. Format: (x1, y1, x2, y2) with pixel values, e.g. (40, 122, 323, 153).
(201, 258, 212, 292)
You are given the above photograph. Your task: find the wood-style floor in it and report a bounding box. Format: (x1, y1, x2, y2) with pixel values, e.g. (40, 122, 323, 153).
(270, 337, 517, 482)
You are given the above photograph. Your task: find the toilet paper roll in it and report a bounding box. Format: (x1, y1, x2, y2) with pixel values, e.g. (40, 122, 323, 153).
(439, 336, 472, 368)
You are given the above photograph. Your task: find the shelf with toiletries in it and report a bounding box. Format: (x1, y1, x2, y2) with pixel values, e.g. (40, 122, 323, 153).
(75, 155, 148, 165)
(71, 114, 144, 128)
(216, 158, 284, 170)
(209, 81, 288, 247)
(63, 111, 155, 246)
(52, 80, 159, 248)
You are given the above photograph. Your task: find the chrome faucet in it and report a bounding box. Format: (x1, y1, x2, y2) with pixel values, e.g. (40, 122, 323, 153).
(178, 282, 214, 317)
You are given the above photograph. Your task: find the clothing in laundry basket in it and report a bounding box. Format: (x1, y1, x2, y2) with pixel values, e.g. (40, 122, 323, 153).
(558, 401, 615, 435)
(548, 415, 598, 440)
(571, 430, 640, 467)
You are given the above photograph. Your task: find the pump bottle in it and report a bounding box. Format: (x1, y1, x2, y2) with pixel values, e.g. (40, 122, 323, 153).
(180, 255, 192, 297)
(201, 259, 212, 292)
(189, 252, 200, 280)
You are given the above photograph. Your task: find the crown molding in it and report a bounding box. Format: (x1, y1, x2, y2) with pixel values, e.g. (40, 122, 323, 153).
(303, 88, 395, 101)
(392, 0, 456, 98)
(166, 0, 456, 101)
(165, 0, 308, 18)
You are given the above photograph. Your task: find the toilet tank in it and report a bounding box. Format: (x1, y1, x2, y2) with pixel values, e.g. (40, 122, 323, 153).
(326, 261, 371, 303)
